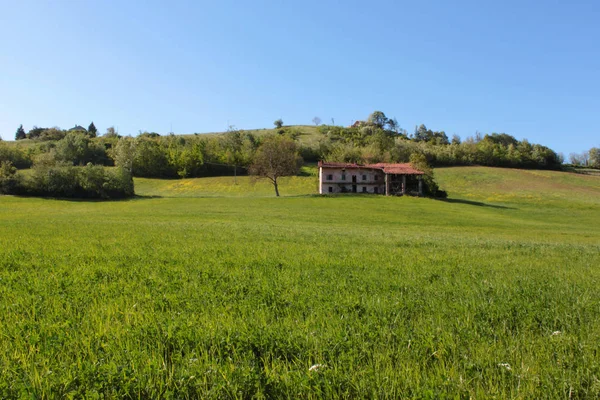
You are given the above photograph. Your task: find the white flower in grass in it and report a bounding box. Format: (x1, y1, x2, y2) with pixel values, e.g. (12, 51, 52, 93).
(498, 363, 511, 371)
(552, 331, 562, 336)
(309, 364, 325, 372)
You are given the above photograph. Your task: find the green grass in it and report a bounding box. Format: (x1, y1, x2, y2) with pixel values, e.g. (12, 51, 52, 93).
(1, 167, 599, 398)
(134, 166, 318, 198)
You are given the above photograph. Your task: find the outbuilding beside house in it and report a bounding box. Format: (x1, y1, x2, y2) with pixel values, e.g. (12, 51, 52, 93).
(318, 161, 425, 196)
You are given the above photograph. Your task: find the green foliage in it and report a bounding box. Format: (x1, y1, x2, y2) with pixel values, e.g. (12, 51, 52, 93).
(414, 124, 449, 145)
(88, 122, 97, 138)
(39, 127, 67, 141)
(23, 163, 134, 198)
(0, 142, 33, 169)
(0, 170, 599, 397)
(410, 152, 441, 196)
(0, 161, 20, 194)
(250, 135, 302, 196)
(54, 132, 107, 165)
(6, 116, 563, 180)
(325, 142, 363, 163)
(367, 110, 388, 128)
(274, 118, 284, 129)
(15, 124, 26, 140)
(132, 137, 170, 177)
(27, 126, 48, 139)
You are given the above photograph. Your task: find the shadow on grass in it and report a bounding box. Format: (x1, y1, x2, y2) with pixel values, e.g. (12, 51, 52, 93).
(10, 194, 164, 202)
(438, 198, 517, 210)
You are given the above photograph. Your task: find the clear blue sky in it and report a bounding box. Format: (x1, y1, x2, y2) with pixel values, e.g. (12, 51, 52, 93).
(1, 0, 598, 156)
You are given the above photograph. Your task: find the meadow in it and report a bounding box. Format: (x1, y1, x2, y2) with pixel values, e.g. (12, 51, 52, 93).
(0, 167, 599, 398)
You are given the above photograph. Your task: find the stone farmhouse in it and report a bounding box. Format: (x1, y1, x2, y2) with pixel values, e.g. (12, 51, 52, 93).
(318, 161, 425, 196)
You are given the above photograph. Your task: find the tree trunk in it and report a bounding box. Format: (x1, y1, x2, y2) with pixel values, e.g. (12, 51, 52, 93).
(273, 179, 280, 197)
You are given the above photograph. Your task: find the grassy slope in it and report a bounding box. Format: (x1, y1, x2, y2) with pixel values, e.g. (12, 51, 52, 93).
(134, 167, 318, 198)
(1, 167, 599, 398)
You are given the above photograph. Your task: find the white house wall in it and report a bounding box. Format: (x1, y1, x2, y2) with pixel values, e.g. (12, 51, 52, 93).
(319, 167, 386, 194)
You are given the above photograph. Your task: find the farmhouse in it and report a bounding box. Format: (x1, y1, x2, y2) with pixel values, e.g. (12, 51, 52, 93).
(318, 161, 424, 196)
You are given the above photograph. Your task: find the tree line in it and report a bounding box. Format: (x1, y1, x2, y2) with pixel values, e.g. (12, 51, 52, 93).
(567, 148, 600, 168)
(2, 111, 586, 197)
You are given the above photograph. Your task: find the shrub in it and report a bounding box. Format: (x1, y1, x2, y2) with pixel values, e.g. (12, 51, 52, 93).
(15, 164, 135, 199)
(0, 161, 21, 194)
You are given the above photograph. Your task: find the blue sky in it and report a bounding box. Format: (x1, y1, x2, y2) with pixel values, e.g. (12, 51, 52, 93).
(1, 0, 598, 156)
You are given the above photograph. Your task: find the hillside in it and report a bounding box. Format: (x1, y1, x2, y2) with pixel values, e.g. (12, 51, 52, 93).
(135, 165, 600, 206)
(435, 166, 600, 207)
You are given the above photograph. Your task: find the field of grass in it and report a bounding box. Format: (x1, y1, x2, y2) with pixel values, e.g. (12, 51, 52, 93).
(1, 167, 599, 398)
(134, 167, 318, 198)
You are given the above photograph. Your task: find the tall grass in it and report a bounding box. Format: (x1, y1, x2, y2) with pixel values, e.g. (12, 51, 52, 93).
(0, 167, 599, 398)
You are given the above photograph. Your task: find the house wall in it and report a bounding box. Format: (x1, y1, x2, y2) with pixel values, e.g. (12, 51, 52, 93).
(319, 167, 386, 194)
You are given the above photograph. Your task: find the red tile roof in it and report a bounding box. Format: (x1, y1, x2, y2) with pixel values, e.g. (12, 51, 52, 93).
(318, 161, 424, 175)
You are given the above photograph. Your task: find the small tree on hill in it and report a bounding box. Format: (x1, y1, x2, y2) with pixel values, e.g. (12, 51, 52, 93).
(15, 125, 26, 140)
(274, 119, 284, 129)
(249, 135, 302, 197)
(104, 126, 119, 138)
(312, 116, 321, 126)
(88, 122, 97, 138)
(368, 111, 388, 128)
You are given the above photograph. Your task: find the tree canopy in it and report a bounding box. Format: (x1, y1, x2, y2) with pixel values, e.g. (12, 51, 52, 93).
(249, 135, 302, 196)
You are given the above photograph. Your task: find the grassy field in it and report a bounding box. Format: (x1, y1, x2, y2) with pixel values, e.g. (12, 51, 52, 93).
(134, 166, 318, 198)
(1, 167, 599, 398)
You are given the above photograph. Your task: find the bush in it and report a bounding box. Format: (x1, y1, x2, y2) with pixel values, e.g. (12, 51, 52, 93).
(0, 143, 33, 169)
(0, 161, 21, 194)
(435, 189, 448, 199)
(2, 164, 135, 199)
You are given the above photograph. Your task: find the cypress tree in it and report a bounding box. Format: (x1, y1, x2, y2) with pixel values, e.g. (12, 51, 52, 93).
(15, 124, 26, 140)
(88, 121, 98, 137)
(88, 122, 97, 138)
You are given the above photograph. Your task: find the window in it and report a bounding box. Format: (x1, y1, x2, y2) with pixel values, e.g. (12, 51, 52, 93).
(374, 187, 379, 194)
(326, 174, 333, 180)
(341, 174, 346, 180)
(328, 186, 333, 193)
(362, 175, 367, 181)
(362, 187, 367, 193)
(374, 175, 379, 181)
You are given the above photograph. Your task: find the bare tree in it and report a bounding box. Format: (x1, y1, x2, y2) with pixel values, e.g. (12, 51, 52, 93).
(312, 116, 322, 126)
(249, 135, 302, 196)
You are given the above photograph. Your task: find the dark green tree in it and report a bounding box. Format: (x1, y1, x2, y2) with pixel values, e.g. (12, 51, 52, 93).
(88, 122, 98, 138)
(27, 126, 47, 140)
(367, 111, 388, 128)
(274, 119, 284, 129)
(409, 153, 441, 196)
(15, 125, 26, 140)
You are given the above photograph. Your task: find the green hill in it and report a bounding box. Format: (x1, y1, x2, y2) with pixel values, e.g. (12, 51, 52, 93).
(135, 165, 600, 207)
(435, 166, 600, 207)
